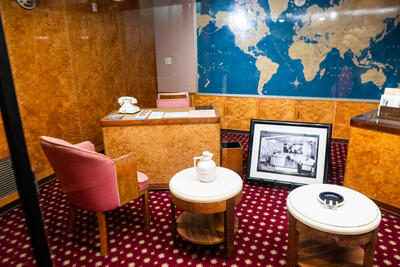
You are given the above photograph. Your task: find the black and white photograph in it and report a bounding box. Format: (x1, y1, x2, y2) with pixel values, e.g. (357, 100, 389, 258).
(246, 120, 332, 186)
(256, 132, 319, 178)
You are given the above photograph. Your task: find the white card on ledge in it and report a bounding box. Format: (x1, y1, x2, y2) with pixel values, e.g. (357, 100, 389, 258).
(163, 112, 188, 118)
(148, 112, 164, 119)
(189, 109, 215, 118)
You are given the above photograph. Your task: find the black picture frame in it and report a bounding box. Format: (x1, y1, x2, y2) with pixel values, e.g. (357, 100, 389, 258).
(246, 119, 332, 186)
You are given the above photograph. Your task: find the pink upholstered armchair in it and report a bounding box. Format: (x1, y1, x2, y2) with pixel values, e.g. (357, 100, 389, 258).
(39, 136, 150, 256)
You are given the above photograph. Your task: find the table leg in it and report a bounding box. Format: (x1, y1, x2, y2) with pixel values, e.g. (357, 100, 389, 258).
(287, 213, 299, 267)
(170, 198, 177, 245)
(224, 196, 235, 259)
(363, 228, 378, 267)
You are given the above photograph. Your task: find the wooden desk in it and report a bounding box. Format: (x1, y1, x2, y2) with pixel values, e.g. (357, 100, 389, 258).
(344, 110, 400, 215)
(101, 108, 220, 189)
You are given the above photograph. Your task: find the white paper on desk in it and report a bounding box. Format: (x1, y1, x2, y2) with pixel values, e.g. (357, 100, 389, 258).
(133, 109, 151, 120)
(148, 112, 164, 119)
(189, 109, 215, 118)
(163, 112, 188, 118)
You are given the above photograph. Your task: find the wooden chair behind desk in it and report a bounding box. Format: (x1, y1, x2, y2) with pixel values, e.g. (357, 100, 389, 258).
(156, 92, 190, 108)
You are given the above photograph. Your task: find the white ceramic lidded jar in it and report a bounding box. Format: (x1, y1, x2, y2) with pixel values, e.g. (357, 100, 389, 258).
(194, 151, 216, 182)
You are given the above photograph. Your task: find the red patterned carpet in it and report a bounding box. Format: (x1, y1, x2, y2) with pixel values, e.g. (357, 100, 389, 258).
(0, 133, 399, 266)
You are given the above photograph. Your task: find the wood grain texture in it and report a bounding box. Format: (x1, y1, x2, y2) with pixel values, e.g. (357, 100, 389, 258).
(192, 95, 379, 139)
(224, 196, 236, 259)
(287, 211, 300, 267)
(101, 108, 220, 127)
(295, 215, 377, 247)
(344, 127, 400, 210)
(171, 193, 241, 259)
(176, 212, 238, 245)
(333, 102, 379, 139)
(65, 0, 125, 146)
(257, 98, 296, 121)
(113, 152, 140, 205)
(350, 109, 400, 135)
(96, 212, 108, 256)
(0, 119, 9, 158)
(189, 92, 196, 106)
(295, 100, 335, 124)
(288, 212, 378, 267)
(297, 238, 363, 267)
(224, 97, 258, 131)
(0, 0, 158, 193)
(170, 191, 242, 214)
(193, 95, 225, 127)
(120, 1, 158, 108)
(0, 191, 19, 208)
(141, 191, 150, 229)
(221, 144, 243, 176)
(1, 0, 82, 175)
(102, 123, 220, 189)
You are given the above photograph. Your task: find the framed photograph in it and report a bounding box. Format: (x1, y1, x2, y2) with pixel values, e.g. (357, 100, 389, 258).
(246, 119, 332, 186)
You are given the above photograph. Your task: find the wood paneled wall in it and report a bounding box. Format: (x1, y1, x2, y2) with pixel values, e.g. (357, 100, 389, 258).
(0, 0, 158, 179)
(191, 95, 379, 140)
(0, 0, 380, 207)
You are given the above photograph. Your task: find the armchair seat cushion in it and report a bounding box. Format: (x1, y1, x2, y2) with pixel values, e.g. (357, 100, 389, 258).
(137, 171, 149, 190)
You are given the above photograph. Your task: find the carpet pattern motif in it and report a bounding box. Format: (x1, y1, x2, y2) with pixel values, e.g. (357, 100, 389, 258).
(0, 133, 399, 266)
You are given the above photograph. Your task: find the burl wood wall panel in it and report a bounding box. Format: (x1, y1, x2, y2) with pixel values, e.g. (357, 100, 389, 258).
(103, 124, 220, 189)
(295, 100, 335, 124)
(66, 0, 125, 146)
(192, 95, 379, 139)
(257, 98, 296, 122)
(344, 127, 400, 210)
(1, 0, 82, 174)
(0, 0, 382, 205)
(333, 102, 379, 139)
(121, 3, 158, 108)
(0, 118, 9, 158)
(224, 97, 258, 130)
(0, 0, 158, 179)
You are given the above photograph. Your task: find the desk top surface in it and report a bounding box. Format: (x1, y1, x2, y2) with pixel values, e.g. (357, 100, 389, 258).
(287, 184, 381, 235)
(169, 167, 243, 203)
(351, 109, 400, 135)
(101, 107, 220, 127)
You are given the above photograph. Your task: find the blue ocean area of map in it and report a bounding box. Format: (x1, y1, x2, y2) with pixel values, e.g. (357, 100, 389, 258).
(196, 0, 400, 100)
(198, 23, 260, 94)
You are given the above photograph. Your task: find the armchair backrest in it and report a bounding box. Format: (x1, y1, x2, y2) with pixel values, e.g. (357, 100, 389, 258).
(156, 92, 190, 108)
(40, 136, 120, 212)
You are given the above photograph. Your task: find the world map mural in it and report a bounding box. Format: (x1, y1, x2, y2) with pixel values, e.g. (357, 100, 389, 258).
(196, 0, 400, 100)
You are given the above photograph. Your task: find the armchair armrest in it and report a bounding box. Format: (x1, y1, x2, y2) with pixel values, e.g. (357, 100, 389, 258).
(113, 152, 140, 206)
(75, 141, 95, 151)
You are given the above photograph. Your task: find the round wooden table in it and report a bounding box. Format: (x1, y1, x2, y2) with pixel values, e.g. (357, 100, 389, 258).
(169, 167, 243, 259)
(287, 184, 381, 267)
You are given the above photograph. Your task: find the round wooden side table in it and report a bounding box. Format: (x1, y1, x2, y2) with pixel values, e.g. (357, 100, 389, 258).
(169, 167, 243, 259)
(287, 184, 381, 267)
